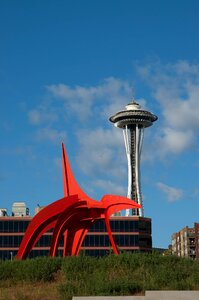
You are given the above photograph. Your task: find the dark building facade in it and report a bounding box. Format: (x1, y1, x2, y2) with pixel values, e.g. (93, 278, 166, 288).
(0, 216, 152, 260)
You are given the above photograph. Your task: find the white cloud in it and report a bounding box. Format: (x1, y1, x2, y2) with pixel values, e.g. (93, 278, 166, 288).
(76, 127, 126, 178)
(29, 60, 199, 164)
(137, 60, 199, 158)
(156, 127, 194, 156)
(156, 182, 183, 202)
(93, 179, 126, 196)
(35, 128, 67, 144)
(47, 77, 133, 120)
(154, 84, 199, 132)
(0, 146, 36, 159)
(28, 109, 58, 125)
(28, 110, 41, 125)
(28, 77, 136, 178)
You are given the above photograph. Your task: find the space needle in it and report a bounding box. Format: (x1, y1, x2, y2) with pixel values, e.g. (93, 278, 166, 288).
(109, 101, 158, 217)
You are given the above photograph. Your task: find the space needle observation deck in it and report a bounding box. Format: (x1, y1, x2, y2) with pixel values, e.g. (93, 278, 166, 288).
(109, 101, 158, 217)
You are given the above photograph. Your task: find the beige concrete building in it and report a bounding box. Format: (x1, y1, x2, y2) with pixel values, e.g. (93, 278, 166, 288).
(12, 202, 29, 217)
(172, 222, 199, 259)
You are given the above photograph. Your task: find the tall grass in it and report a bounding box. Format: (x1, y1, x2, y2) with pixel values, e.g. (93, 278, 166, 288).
(0, 256, 62, 282)
(0, 253, 199, 300)
(58, 253, 199, 299)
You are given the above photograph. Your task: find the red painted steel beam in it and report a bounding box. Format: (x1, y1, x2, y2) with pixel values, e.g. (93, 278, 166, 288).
(16, 143, 141, 259)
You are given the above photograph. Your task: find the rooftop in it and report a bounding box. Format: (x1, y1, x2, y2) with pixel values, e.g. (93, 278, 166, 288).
(109, 101, 158, 129)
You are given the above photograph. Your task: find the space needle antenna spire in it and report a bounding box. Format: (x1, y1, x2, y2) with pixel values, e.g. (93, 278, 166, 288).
(109, 99, 158, 217)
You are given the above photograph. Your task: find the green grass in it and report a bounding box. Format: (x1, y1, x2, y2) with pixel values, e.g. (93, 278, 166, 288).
(0, 253, 199, 300)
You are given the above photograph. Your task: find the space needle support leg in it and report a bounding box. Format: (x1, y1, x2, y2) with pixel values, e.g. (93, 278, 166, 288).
(123, 125, 132, 216)
(135, 125, 143, 217)
(138, 127, 144, 216)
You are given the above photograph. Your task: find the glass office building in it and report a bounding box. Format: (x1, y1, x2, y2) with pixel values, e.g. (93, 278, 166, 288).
(0, 216, 152, 260)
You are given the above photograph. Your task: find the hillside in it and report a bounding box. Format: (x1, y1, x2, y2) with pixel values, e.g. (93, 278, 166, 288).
(0, 253, 199, 300)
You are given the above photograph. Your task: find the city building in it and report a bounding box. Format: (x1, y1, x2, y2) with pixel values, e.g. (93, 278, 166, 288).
(0, 214, 151, 260)
(0, 100, 156, 260)
(12, 202, 29, 217)
(34, 205, 45, 215)
(110, 101, 158, 216)
(171, 223, 199, 259)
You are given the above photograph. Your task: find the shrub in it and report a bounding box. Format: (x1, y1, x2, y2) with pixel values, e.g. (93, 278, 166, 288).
(1, 252, 199, 299)
(0, 257, 62, 282)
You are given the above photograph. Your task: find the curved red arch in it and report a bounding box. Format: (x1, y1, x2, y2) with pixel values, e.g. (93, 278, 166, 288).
(16, 144, 141, 259)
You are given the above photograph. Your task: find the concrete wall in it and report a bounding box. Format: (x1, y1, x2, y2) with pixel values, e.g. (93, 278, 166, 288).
(73, 290, 199, 300)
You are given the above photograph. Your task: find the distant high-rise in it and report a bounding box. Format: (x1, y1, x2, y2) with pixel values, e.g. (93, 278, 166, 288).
(110, 101, 158, 216)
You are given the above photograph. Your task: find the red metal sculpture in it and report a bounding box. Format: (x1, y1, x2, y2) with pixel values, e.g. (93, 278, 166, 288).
(16, 144, 141, 259)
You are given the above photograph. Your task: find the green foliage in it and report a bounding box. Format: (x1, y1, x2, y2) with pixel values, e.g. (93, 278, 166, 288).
(0, 253, 199, 300)
(59, 253, 199, 299)
(0, 257, 62, 282)
(59, 254, 142, 299)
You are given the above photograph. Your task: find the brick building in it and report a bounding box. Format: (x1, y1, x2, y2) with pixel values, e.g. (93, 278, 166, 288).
(171, 223, 199, 259)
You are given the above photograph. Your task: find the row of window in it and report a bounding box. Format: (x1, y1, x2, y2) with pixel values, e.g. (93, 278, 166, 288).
(82, 234, 144, 247)
(0, 235, 55, 247)
(0, 221, 29, 233)
(0, 234, 151, 248)
(89, 220, 151, 233)
(82, 234, 139, 247)
(0, 219, 151, 234)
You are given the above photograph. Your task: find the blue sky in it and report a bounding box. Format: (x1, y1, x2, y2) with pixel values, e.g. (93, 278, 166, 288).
(0, 0, 199, 248)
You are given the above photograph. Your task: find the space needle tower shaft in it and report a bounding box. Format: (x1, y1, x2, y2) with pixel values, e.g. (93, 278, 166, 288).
(109, 101, 157, 217)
